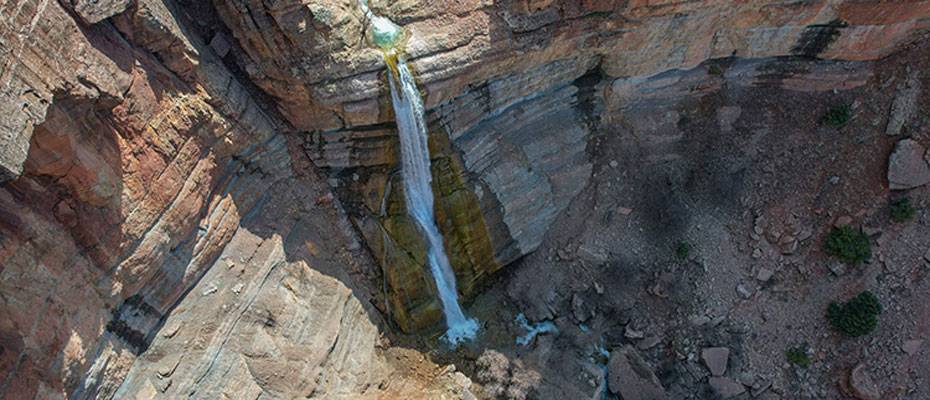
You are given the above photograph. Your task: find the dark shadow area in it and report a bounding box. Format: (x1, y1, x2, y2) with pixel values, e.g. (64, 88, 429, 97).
(425, 51, 906, 399)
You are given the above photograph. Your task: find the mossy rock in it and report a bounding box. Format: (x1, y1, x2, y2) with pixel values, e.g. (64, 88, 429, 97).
(374, 126, 499, 332)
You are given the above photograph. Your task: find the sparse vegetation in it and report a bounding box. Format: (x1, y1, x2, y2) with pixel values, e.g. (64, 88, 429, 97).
(823, 226, 871, 265)
(820, 104, 852, 127)
(827, 291, 882, 337)
(890, 197, 916, 222)
(708, 64, 724, 76)
(785, 346, 811, 368)
(675, 241, 692, 260)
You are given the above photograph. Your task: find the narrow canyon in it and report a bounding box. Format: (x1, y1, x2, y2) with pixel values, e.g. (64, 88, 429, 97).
(2, 1, 930, 399)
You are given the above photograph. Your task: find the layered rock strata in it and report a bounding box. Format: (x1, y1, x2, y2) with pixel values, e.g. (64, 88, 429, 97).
(213, 0, 930, 329)
(2, 0, 930, 398)
(0, 1, 457, 398)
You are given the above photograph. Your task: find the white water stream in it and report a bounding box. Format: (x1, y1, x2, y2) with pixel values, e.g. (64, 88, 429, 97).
(361, 1, 478, 345)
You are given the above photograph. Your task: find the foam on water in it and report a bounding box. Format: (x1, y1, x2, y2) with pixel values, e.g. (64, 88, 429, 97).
(515, 313, 556, 346)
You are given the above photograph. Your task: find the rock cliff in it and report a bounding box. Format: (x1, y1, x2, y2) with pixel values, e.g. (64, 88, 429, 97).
(211, 0, 930, 329)
(1, 0, 929, 398)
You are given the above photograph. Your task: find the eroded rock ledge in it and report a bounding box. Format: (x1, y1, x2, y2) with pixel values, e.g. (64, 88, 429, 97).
(212, 0, 930, 328)
(1, 0, 930, 398)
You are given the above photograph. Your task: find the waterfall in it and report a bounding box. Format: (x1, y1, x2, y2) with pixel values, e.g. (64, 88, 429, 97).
(387, 58, 478, 345)
(360, 1, 478, 345)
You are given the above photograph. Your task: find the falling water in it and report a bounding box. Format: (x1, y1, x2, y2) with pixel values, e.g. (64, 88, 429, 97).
(360, 1, 478, 345)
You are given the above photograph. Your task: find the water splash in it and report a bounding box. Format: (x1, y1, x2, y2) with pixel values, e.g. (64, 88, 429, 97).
(362, 1, 478, 345)
(515, 313, 557, 346)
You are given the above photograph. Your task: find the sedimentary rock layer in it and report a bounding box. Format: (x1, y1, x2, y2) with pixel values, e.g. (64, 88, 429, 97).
(0, 1, 456, 398)
(2, 0, 930, 398)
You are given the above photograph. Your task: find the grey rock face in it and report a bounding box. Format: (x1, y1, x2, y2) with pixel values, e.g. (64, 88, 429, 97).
(888, 139, 930, 190)
(439, 58, 596, 262)
(0, 80, 48, 182)
(66, 0, 132, 24)
(607, 346, 668, 400)
(886, 71, 921, 136)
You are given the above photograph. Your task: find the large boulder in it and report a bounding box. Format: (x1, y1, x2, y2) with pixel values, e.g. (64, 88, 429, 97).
(886, 72, 921, 136)
(708, 377, 746, 399)
(848, 364, 881, 400)
(888, 139, 930, 190)
(701, 347, 730, 376)
(607, 346, 668, 400)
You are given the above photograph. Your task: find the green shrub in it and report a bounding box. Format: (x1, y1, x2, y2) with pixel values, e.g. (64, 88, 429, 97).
(821, 104, 851, 127)
(890, 197, 916, 222)
(785, 346, 811, 367)
(826, 291, 882, 337)
(708, 64, 724, 76)
(823, 226, 871, 265)
(675, 241, 692, 260)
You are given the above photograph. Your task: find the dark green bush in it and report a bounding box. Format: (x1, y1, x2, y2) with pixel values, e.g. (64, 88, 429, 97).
(890, 197, 916, 223)
(823, 226, 871, 265)
(708, 64, 724, 76)
(826, 291, 882, 337)
(675, 241, 692, 260)
(821, 104, 851, 127)
(785, 346, 811, 367)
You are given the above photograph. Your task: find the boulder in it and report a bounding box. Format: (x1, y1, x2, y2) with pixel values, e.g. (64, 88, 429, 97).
(701, 347, 730, 376)
(607, 346, 668, 400)
(849, 364, 881, 400)
(886, 72, 921, 136)
(902, 339, 923, 356)
(709, 377, 746, 399)
(888, 139, 930, 190)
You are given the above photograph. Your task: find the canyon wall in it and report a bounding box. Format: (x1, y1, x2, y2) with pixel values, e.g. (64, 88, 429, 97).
(1, 0, 929, 398)
(0, 1, 464, 399)
(211, 0, 930, 329)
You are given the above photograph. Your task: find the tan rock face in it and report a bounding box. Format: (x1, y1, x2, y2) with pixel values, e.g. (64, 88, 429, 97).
(215, 0, 930, 132)
(2, 0, 930, 398)
(0, 1, 459, 399)
(212, 0, 930, 328)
